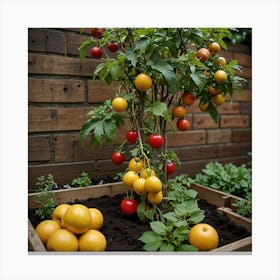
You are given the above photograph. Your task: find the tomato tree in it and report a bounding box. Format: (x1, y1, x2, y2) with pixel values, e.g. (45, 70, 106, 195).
(79, 28, 245, 250)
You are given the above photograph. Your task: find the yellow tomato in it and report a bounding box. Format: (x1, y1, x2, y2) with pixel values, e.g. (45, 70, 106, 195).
(144, 176, 162, 193)
(47, 229, 79, 251)
(36, 220, 61, 244)
(63, 204, 92, 235)
(188, 223, 219, 251)
(135, 73, 152, 92)
(147, 191, 163, 205)
(128, 158, 144, 173)
(123, 170, 139, 188)
(133, 177, 146, 195)
(140, 168, 156, 179)
(112, 97, 128, 112)
(89, 208, 104, 230)
(78, 229, 107, 251)
(213, 94, 225, 105)
(214, 70, 227, 84)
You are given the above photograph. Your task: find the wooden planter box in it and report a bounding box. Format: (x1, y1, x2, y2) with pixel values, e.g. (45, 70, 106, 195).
(28, 182, 252, 252)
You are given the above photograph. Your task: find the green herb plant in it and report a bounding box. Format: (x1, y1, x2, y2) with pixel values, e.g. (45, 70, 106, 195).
(194, 162, 252, 218)
(34, 174, 56, 219)
(71, 172, 92, 187)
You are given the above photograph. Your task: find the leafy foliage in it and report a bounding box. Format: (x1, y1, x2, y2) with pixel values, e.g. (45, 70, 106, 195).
(71, 172, 92, 187)
(34, 174, 56, 219)
(138, 176, 204, 251)
(80, 100, 125, 148)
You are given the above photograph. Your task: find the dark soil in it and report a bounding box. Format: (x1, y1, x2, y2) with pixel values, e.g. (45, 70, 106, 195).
(29, 193, 251, 251)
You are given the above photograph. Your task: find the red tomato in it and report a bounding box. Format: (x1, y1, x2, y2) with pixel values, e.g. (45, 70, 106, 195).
(126, 130, 138, 144)
(120, 198, 138, 216)
(107, 42, 119, 53)
(176, 119, 190, 131)
(148, 134, 164, 149)
(165, 161, 176, 175)
(90, 46, 103, 59)
(111, 151, 125, 165)
(91, 28, 104, 38)
(181, 92, 195, 106)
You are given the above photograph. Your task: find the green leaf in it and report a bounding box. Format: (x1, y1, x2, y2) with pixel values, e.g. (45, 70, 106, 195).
(189, 210, 205, 224)
(79, 37, 94, 61)
(126, 50, 138, 67)
(111, 64, 122, 80)
(147, 57, 179, 93)
(138, 231, 161, 244)
(135, 37, 150, 50)
(144, 101, 168, 117)
(176, 244, 198, 251)
(143, 240, 163, 251)
(136, 200, 146, 222)
(163, 212, 178, 222)
(160, 243, 175, 252)
(150, 221, 167, 236)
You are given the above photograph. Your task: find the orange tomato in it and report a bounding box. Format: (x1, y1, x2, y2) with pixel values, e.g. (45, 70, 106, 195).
(78, 229, 107, 251)
(216, 56, 227, 66)
(47, 229, 79, 251)
(112, 97, 128, 112)
(196, 48, 210, 62)
(199, 102, 208, 112)
(172, 105, 187, 118)
(208, 42, 221, 54)
(208, 86, 220, 96)
(36, 220, 61, 244)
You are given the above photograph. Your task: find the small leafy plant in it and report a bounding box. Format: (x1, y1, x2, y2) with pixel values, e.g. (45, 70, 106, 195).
(194, 162, 252, 218)
(194, 162, 252, 199)
(138, 177, 205, 251)
(71, 172, 92, 187)
(34, 174, 56, 219)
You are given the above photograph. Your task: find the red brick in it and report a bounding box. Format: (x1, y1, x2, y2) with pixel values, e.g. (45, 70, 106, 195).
(232, 128, 252, 142)
(218, 102, 240, 114)
(28, 107, 92, 132)
(220, 115, 250, 128)
(226, 89, 251, 102)
(167, 130, 205, 147)
(193, 114, 218, 129)
(239, 66, 251, 78)
(207, 129, 231, 144)
(28, 78, 85, 103)
(233, 52, 251, 66)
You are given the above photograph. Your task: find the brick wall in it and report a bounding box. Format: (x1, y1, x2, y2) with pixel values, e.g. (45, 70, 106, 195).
(28, 28, 252, 191)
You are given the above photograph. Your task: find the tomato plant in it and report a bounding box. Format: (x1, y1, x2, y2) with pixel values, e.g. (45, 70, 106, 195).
(120, 198, 138, 216)
(79, 28, 246, 251)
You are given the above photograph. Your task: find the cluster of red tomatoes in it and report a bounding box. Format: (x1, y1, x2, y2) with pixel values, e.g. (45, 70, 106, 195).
(90, 28, 119, 59)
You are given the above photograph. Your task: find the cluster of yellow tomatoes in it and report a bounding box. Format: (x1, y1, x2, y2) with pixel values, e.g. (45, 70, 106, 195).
(35, 203, 106, 251)
(123, 158, 163, 205)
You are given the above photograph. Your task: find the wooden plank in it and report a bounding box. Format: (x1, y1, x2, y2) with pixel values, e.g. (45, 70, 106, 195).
(28, 135, 51, 161)
(28, 220, 46, 252)
(217, 207, 252, 233)
(87, 80, 120, 103)
(28, 54, 99, 77)
(191, 183, 231, 208)
(28, 78, 85, 103)
(28, 107, 92, 132)
(28, 182, 127, 210)
(212, 236, 252, 252)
